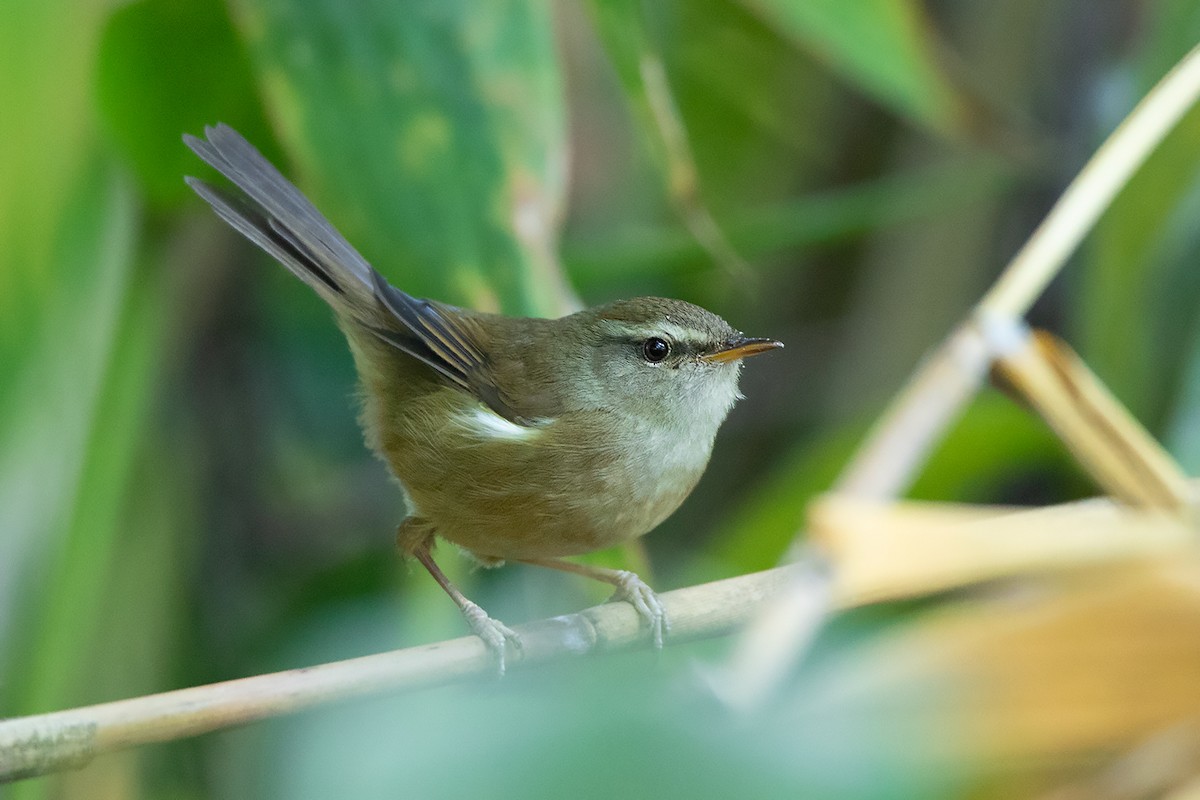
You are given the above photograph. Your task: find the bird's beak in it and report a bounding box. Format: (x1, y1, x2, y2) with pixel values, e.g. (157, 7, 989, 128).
(701, 336, 784, 364)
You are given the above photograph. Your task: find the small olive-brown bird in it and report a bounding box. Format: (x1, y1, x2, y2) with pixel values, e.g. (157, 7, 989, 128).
(185, 124, 781, 669)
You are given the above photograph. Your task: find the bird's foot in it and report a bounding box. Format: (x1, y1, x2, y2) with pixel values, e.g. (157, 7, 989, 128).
(461, 600, 523, 675)
(608, 570, 669, 649)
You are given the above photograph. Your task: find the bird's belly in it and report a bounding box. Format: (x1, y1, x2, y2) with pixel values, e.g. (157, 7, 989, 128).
(406, 455, 700, 561)
(425, 494, 658, 561)
(382, 403, 711, 561)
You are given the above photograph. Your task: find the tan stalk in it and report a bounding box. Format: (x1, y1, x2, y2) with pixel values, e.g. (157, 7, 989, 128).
(838, 43, 1200, 501)
(992, 327, 1194, 513)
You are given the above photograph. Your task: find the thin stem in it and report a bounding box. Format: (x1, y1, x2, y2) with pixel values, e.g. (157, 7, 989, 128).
(836, 43, 1200, 502)
(981, 43, 1200, 320)
(0, 567, 795, 784)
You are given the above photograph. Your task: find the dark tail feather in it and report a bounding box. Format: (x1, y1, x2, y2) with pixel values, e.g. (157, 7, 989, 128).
(183, 124, 500, 401)
(184, 176, 348, 298)
(183, 124, 378, 317)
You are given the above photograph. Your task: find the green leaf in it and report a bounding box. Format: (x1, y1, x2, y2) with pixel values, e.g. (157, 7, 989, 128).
(0, 3, 140, 693)
(584, 0, 754, 283)
(655, 0, 842, 203)
(1164, 317, 1200, 472)
(741, 0, 964, 135)
(0, 20, 177, 800)
(95, 0, 273, 207)
(0, 159, 137, 666)
(564, 155, 1011, 287)
(0, 2, 114, 358)
(227, 0, 574, 314)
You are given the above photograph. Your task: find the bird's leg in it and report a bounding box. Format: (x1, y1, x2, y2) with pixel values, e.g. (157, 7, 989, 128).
(518, 557, 669, 648)
(397, 519, 522, 674)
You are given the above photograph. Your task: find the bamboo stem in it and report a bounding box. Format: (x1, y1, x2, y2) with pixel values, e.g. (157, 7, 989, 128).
(979, 43, 1200, 320)
(834, 43, 1200, 502)
(832, 325, 992, 499)
(0, 567, 795, 784)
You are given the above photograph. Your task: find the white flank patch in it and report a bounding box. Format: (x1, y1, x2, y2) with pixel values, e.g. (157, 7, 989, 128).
(461, 406, 543, 441)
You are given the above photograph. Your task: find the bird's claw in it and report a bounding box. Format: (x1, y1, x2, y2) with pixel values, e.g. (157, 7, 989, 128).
(608, 570, 669, 648)
(461, 601, 523, 675)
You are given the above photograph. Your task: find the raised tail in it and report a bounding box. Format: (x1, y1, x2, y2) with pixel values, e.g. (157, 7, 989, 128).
(184, 124, 383, 320)
(184, 124, 525, 421)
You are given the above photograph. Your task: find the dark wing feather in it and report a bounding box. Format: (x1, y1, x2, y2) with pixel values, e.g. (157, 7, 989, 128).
(370, 272, 524, 422)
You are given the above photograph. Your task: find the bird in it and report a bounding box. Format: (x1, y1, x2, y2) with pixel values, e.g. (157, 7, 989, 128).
(184, 123, 782, 671)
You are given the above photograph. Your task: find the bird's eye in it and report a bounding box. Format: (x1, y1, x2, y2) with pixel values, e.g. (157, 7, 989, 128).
(642, 336, 671, 363)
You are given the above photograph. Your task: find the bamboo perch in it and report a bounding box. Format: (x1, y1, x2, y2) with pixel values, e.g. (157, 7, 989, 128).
(0, 567, 795, 784)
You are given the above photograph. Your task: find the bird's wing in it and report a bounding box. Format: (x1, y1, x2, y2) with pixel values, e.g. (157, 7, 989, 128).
(368, 275, 526, 423)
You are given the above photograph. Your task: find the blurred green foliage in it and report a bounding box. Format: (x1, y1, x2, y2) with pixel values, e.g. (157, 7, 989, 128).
(3, 1, 1200, 798)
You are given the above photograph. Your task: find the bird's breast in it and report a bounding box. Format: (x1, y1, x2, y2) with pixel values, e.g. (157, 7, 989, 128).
(379, 397, 715, 561)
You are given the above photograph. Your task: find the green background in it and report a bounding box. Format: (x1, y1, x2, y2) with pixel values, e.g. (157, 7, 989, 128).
(4, 1, 1200, 797)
